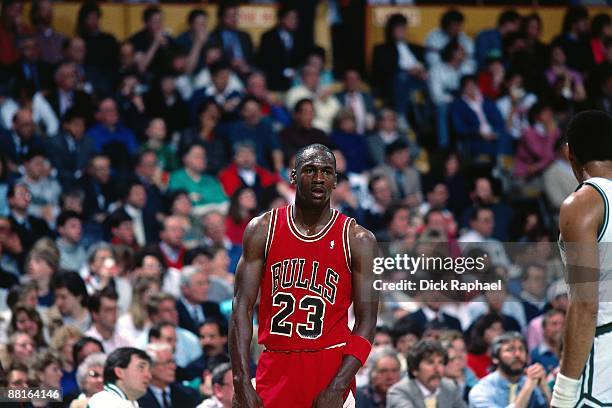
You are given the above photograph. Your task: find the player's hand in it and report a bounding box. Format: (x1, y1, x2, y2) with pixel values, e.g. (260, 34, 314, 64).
(233, 384, 263, 408)
(313, 388, 344, 408)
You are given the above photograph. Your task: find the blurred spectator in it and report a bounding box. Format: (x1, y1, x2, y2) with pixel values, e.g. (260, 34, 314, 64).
(331, 173, 364, 223)
(176, 9, 210, 75)
(70, 352, 106, 408)
(466, 313, 503, 379)
(179, 100, 227, 176)
(185, 318, 228, 381)
(144, 76, 190, 138)
(31, 350, 63, 394)
(30, 0, 64, 65)
(190, 61, 243, 122)
(526, 279, 568, 352)
(106, 209, 137, 253)
(120, 179, 159, 247)
(209, 2, 254, 77)
(85, 287, 134, 353)
(461, 177, 513, 242)
(0, 0, 27, 66)
(196, 362, 233, 408)
(513, 102, 560, 194)
(551, 6, 594, 76)
(227, 96, 283, 172)
(138, 342, 199, 407)
(468, 332, 549, 407)
(36, 61, 95, 135)
(116, 277, 159, 347)
(8, 35, 54, 96)
(75, 2, 119, 84)
(543, 138, 577, 212)
(51, 271, 91, 333)
(17, 148, 61, 225)
(336, 69, 376, 135)
(474, 10, 521, 69)
(372, 14, 427, 110)
(496, 70, 538, 141)
(201, 211, 242, 274)
(49, 325, 82, 399)
(387, 339, 465, 408)
(449, 75, 507, 163)
(130, 6, 176, 78)
(591, 14, 611, 65)
(477, 58, 505, 100)
(176, 266, 224, 335)
(466, 277, 524, 332)
(9, 303, 47, 347)
(168, 144, 228, 210)
(146, 294, 202, 368)
(279, 98, 329, 159)
(225, 188, 257, 246)
(521, 13, 549, 95)
(8, 182, 52, 255)
(367, 108, 415, 168)
(530, 309, 564, 374)
(158, 215, 188, 270)
(72, 336, 104, 368)
(364, 175, 394, 233)
(425, 9, 474, 69)
(0, 108, 44, 169)
(88, 98, 139, 159)
(133, 149, 165, 218)
(258, 5, 300, 91)
(546, 44, 587, 105)
(396, 301, 463, 340)
(440, 331, 478, 401)
(45, 109, 96, 188)
(330, 108, 373, 174)
(286, 65, 341, 133)
(371, 140, 422, 208)
(428, 40, 475, 149)
(355, 347, 401, 408)
(78, 154, 117, 225)
(63, 36, 104, 97)
(519, 264, 548, 321)
(0, 331, 36, 370)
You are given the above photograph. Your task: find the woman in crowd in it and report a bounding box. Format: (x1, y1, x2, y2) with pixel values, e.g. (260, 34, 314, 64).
(116, 276, 160, 346)
(0, 332, 37, 372)
(10, 304, 47, 348)
(466, 312, 504, 378)
(70, 353, 106, 408)
(24, 249, 58, 308)
(50, 325, 83, 399)
(225, 187, 258, 246)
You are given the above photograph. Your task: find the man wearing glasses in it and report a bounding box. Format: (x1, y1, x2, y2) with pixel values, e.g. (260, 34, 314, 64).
(197, 363, 234, 408)
(138, 342, 199, 408)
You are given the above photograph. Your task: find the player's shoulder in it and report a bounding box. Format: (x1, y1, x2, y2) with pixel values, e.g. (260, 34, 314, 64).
(560, 183, 604, 217)
(243, 209, 275, 241)
(348, 220, 378, 249)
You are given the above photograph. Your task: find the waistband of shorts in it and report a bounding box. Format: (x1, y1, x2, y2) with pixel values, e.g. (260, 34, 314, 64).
(263, 342, 347, 353)
(595, 322, 612, 337)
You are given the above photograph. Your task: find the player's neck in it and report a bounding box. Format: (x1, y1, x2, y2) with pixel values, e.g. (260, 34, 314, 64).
(293, 202, 332, 230)
(583, 162, 612, 180)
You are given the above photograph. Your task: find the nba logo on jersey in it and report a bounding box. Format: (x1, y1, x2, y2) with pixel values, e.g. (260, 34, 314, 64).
(330, 240, 335, 249)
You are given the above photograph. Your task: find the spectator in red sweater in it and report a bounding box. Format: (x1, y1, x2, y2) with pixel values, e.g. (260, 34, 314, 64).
(466, 313, 504, 378)
(218, 141, 291, 203)
(225, 186, 258, 245)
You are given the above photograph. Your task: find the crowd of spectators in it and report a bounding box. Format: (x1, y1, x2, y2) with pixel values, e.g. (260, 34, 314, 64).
(0, 0, 610, 406)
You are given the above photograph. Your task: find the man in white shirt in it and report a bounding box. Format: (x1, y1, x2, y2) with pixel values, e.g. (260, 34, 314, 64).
(85, 287, 134, 353)
(87, 347, 152, 408)
(425, 10, 475, 68)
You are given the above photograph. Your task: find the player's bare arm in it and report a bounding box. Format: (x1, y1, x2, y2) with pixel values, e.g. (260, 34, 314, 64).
(554, 185, 601, 406)
(229, 212, 270, 408)
(313, 222, 380, 408)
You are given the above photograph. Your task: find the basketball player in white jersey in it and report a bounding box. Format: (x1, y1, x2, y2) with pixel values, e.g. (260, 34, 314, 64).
(553, 111, 612, 408)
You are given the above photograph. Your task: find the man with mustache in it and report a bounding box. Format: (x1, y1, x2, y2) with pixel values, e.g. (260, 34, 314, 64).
(387, 339, 466, 408)
(469, 332, 550, 407)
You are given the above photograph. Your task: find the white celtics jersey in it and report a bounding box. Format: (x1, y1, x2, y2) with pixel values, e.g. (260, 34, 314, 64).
(560, 177, 612, 328)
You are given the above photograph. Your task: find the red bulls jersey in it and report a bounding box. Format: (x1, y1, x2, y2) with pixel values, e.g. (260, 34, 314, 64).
(258, 205, 354, 351)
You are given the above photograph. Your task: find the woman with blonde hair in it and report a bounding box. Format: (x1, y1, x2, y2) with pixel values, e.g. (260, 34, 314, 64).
(50, 325, 83, 398)
(116, 276, 160, 346)
(0, 332, 36, 372)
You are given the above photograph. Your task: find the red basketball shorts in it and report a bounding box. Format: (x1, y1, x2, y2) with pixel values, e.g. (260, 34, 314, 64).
(255, 346, 356, 407)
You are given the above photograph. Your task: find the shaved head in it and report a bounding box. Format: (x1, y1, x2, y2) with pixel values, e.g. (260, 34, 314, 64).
(294, 144, 336, 172)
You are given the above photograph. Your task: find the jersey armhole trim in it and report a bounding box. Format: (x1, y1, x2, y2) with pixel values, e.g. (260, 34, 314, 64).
(583, 181, 609, 242)
(264, 208, 278, 259)
(342, 217, 354, 272)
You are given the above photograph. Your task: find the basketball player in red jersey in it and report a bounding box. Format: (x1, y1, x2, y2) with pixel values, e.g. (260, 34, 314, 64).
(229, 144, 379, 407)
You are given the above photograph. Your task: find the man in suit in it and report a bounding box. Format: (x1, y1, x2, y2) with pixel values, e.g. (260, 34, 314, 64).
(387, 339, 466, 408)
(7, 182, 52, 255)
(7, 35, 54, 95)
(335, 69, 376, 134)
(395, 300, 463, 337)
(45, 108, 96, 187)
(37, 62, 95, 128)
(119, 179, 159, 247)
(209, 2, 254, 77)
(138, 342, 200, 408)
(0, 107, 44, 169)
(371, 14, 426, 107)
(257, 6, 300, 91)
(185, 318, 228, 381)
(176, 265, 224, 335)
